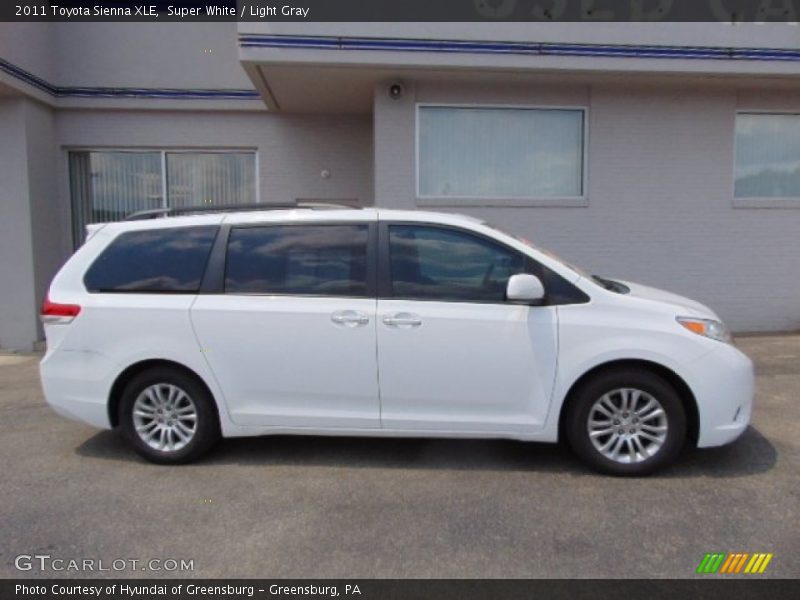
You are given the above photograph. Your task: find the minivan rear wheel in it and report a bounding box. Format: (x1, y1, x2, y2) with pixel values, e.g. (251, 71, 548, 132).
(119, 367, 219, 464)
(566, 369, 686, 475)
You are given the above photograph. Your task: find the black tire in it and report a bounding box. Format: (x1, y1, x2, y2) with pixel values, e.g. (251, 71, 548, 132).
(118, 366, 220, 464)
(565, 368, 687, 476)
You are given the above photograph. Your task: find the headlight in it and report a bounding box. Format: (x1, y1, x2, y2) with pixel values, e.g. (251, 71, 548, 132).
(676, 317, 732, 344)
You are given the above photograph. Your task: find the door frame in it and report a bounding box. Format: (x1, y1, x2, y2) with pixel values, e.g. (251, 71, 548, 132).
(374, 220, 562, 433)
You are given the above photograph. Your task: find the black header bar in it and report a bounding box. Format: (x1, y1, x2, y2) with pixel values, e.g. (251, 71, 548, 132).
(4, 0, 800, 22)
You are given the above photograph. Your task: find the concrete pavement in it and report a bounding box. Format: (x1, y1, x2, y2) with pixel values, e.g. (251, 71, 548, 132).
(0, 335, 797, 578)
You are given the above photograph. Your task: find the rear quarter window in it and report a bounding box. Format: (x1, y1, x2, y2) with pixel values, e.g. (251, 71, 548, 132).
(84, 226, 218, 293)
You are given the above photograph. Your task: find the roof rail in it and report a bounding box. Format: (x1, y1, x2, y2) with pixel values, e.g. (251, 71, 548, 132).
(124, 201, 359, 221)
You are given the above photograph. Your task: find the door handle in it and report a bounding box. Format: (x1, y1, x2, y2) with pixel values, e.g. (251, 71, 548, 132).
(331, 310, 370, 327)
(382, 313, 422, 328)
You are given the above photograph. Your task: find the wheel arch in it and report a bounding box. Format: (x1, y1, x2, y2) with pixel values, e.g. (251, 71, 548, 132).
(108, 359, 220, 428)
(557, 359, 699, 446)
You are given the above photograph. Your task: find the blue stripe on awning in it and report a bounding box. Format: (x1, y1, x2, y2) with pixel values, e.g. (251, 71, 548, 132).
(237, 34, 800, 62)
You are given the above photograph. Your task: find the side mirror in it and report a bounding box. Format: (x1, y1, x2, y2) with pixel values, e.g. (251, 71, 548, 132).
(506, 273, 545, 304)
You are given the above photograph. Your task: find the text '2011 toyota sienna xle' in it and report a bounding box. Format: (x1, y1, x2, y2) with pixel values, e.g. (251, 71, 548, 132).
(39, 205, 753, 475)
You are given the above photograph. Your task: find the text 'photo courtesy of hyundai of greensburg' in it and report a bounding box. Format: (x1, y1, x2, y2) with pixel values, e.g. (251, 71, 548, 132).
(39, 205, 754, 475)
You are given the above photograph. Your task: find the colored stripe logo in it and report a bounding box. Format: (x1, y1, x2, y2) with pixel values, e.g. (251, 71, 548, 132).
(697, 552, 773, 574)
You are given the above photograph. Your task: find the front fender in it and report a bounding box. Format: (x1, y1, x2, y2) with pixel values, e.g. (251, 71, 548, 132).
(541, 303, 715, 441)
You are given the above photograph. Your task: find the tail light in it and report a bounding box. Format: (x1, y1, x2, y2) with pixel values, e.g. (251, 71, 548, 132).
(41, 294, 81, 325)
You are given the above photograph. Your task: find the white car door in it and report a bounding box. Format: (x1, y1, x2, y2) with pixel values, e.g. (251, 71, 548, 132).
(191, 221, 380, 428)
(376, 223, 558, 434)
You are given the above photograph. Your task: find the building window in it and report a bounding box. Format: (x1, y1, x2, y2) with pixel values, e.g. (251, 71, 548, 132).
(69, 150, 256, 245)
(735, 113, 800, 199)
(417, 106, 585, 200)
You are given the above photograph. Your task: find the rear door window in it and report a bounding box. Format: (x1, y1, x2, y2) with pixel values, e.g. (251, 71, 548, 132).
(84, 226, 218, 293)
(225, 224, 369, 297)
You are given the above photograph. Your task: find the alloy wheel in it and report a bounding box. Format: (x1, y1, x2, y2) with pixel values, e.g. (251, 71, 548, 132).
(132, 383, 198, 452)
(586, 387, 668, 464)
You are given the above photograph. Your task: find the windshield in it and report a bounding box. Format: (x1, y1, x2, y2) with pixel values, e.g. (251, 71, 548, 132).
(483, 222, 590, 277)
(483, 222, 629, 294)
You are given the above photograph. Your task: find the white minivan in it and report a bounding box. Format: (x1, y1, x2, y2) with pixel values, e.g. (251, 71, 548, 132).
(40, 206, 753, 475)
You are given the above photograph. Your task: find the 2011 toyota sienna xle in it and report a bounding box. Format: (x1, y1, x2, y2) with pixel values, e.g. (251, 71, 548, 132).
(39, 205, 754, 475)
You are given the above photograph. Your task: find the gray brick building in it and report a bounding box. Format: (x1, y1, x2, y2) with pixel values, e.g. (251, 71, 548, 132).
(1, 22, 799, 350)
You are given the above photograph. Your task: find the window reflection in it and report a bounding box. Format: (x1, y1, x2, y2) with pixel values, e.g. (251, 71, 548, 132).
(225, 225, 368, 296)
(735, 113, 800, 198)
(389, 225, 525, 302)
(84, 227, 218, 293)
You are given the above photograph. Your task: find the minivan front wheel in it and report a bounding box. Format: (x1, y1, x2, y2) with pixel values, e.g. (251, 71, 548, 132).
(119, 367, 219, 464)
(566, 369, 687, 475)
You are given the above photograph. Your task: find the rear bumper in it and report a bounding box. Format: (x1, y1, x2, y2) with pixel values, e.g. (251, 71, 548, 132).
(686, 342, 754, 448)
(39, 349, 115, 430)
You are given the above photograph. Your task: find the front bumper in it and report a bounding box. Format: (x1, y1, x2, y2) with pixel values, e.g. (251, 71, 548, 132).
(685, 342, 754, 448)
